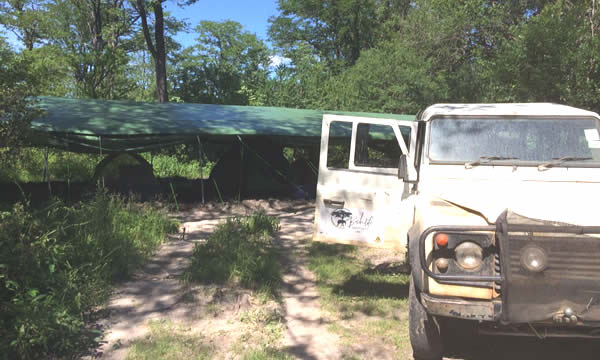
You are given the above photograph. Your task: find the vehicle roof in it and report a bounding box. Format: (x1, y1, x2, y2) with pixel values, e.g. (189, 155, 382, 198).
(420, 103, 600, 122)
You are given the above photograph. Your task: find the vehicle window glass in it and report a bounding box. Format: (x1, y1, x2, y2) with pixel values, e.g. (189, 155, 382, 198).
(399, 125, 412, 149)
(327, 121, 353, 169)
(429, 118, 600, 163)
(354, 123, 404, 168)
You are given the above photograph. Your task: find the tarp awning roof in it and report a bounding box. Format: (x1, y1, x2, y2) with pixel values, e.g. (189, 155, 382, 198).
(31, 97, 415, 152)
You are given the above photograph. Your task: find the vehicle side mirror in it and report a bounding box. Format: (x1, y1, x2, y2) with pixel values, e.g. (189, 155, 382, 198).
(398, 154, 408, 181)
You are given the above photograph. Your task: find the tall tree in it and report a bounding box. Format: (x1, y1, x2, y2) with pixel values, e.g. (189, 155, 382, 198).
(482, 0, 600, 111)
(171, 20, 271, 105)
(47, 0, 137, 98)
(132, 0, 169, 102)
(268, 0, 403, 69)
(131, 0, 195, 102)
(0, 0, 50, 50)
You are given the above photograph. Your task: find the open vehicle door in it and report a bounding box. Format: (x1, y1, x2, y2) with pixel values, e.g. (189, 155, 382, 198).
(313, 115, 418, 250)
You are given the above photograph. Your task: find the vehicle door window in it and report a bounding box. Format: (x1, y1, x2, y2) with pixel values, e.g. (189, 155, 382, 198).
(327, 121, 353, 169)
(354, 123, 408, 168)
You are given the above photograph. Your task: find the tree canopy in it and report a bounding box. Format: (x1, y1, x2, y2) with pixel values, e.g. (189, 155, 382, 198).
(0, 0, 598, 113)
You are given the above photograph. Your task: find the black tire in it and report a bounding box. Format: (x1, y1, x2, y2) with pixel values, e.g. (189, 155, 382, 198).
(409, 276, 443, 360)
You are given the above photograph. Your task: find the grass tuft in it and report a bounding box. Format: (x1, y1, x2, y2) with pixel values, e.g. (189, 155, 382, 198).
(183, 212, 281, 298)
(127, 320, 214, 360)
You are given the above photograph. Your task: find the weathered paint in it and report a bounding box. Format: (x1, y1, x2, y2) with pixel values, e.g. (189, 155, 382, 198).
(421, 293, 496, 321)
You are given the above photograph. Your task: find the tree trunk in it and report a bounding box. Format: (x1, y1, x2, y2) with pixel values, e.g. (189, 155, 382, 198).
(136, 0, 168, 102)
(153, 1, 168, 102)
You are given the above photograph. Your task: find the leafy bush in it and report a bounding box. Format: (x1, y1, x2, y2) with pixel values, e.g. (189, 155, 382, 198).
(142, 153, 214, 179)
(0, 147, 214, 183)
(0, 192, 178, 359)
(184, 213, 281, 297)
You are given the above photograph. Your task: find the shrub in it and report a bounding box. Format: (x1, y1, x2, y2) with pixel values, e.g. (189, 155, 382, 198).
(184, 212, 281, 297)
(0, 192, 178, 359)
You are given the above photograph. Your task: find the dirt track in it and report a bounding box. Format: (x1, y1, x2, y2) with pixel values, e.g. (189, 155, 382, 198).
(92, 200, 600, 359)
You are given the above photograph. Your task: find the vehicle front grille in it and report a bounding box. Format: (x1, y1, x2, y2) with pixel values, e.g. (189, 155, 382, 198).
(509, 235, 600, 282)
(502, 232, 600, 323)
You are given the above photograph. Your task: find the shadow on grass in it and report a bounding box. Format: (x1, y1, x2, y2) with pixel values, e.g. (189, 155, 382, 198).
(332, 273, 409, 299)
(307, 241, 356, 259)
(308, 242, 410, 300)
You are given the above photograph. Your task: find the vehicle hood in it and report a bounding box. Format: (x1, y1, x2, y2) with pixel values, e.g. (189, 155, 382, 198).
(422, 179, 600, 226)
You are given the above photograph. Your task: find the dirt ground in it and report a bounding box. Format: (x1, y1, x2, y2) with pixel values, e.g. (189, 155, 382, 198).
(91, 200, 600, 360)
(94, 200, 342, 359)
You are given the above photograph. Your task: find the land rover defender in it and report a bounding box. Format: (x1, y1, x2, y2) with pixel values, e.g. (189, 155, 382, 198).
(313, 103, 600, 359)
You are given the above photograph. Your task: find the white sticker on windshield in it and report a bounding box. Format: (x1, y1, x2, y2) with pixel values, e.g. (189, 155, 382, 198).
(589, 141, 600, 149)
(585, 128, 600, 142)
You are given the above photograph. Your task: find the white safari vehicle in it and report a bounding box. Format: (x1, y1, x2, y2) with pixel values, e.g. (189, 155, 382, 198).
(313, 103, 600, 359)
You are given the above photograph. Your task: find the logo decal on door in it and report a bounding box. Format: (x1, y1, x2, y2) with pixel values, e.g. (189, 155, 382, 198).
(331, 208, 373, 231)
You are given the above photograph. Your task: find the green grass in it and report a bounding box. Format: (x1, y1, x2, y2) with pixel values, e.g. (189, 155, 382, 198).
(127, 320, 214, 360)
(183, 213, 282, 298)
(306, 241, 411, 358)
(141, 153, 213, 179)
(0, 192, 178, 359)
(0, 148, 102, 182)
(236, 307, 288, 358)
(243, 348, 294, 360)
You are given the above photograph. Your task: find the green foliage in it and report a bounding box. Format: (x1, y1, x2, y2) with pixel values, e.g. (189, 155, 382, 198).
(0, 192, 178, 358)
(269, 0, 403, 67)
(171, 20, 271, 105)
(184, 213, 281, 297)
(0, 148, 101, 182)
(0, 147, 214, 183)
(0, 37, 42, 170)
(319, 40, 448, 113)
(481, 0, 600, 112)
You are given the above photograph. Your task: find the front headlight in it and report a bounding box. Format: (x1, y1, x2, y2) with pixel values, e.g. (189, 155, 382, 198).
(520, 245, 547, 273)
(455, 241, 483, 270)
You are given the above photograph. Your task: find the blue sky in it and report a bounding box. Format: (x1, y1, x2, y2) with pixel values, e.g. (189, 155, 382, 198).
(165, 0, 280, 47)
(2, 0, 281, 49)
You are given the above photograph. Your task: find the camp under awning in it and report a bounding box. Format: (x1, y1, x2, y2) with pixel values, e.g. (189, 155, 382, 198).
(31, 96, 415, 153)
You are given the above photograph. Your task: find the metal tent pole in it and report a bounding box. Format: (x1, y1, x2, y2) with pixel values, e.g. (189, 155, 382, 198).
(44, 147, 51, 196)
(98, 136, 104, 189)
(196, 136, 205, 204)
(238, 136, 244, 202)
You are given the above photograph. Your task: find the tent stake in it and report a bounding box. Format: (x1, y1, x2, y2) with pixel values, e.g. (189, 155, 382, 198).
(196, 136, 205, 204)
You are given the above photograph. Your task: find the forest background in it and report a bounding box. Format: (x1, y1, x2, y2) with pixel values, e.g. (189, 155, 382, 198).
(3, 0, 600, 115)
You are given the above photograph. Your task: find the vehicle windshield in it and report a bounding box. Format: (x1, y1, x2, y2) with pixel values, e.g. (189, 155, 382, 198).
(428, 117, 600, 165)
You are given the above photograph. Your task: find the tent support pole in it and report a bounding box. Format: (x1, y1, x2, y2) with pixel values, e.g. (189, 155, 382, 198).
(98, 136, 104, 189)
(44, 147, 51, 196)
(237, 136, 244, 202)
(66, 142, 71, 203)
(196, 136, 205, 204)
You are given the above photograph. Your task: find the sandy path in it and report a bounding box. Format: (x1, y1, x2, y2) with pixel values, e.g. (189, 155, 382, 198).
(94, 200, 341, 359)
(277, 206, 342, 359)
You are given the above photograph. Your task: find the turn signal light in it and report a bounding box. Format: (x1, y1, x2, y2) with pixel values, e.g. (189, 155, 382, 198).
(435, 233, 449, 247)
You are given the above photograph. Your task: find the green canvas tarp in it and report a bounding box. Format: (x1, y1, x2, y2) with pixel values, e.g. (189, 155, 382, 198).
(30, 96, 415, 153)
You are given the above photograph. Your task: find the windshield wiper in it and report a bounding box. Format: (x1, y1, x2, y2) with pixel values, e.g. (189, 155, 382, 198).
(465, 156, 520, 169)
(537, 156, 593, 171)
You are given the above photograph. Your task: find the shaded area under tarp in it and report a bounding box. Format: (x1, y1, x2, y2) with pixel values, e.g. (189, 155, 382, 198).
(30, 97, 415, 153)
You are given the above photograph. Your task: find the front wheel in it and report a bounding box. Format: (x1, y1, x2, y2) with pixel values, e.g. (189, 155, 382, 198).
(409, 276, 443, 360)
